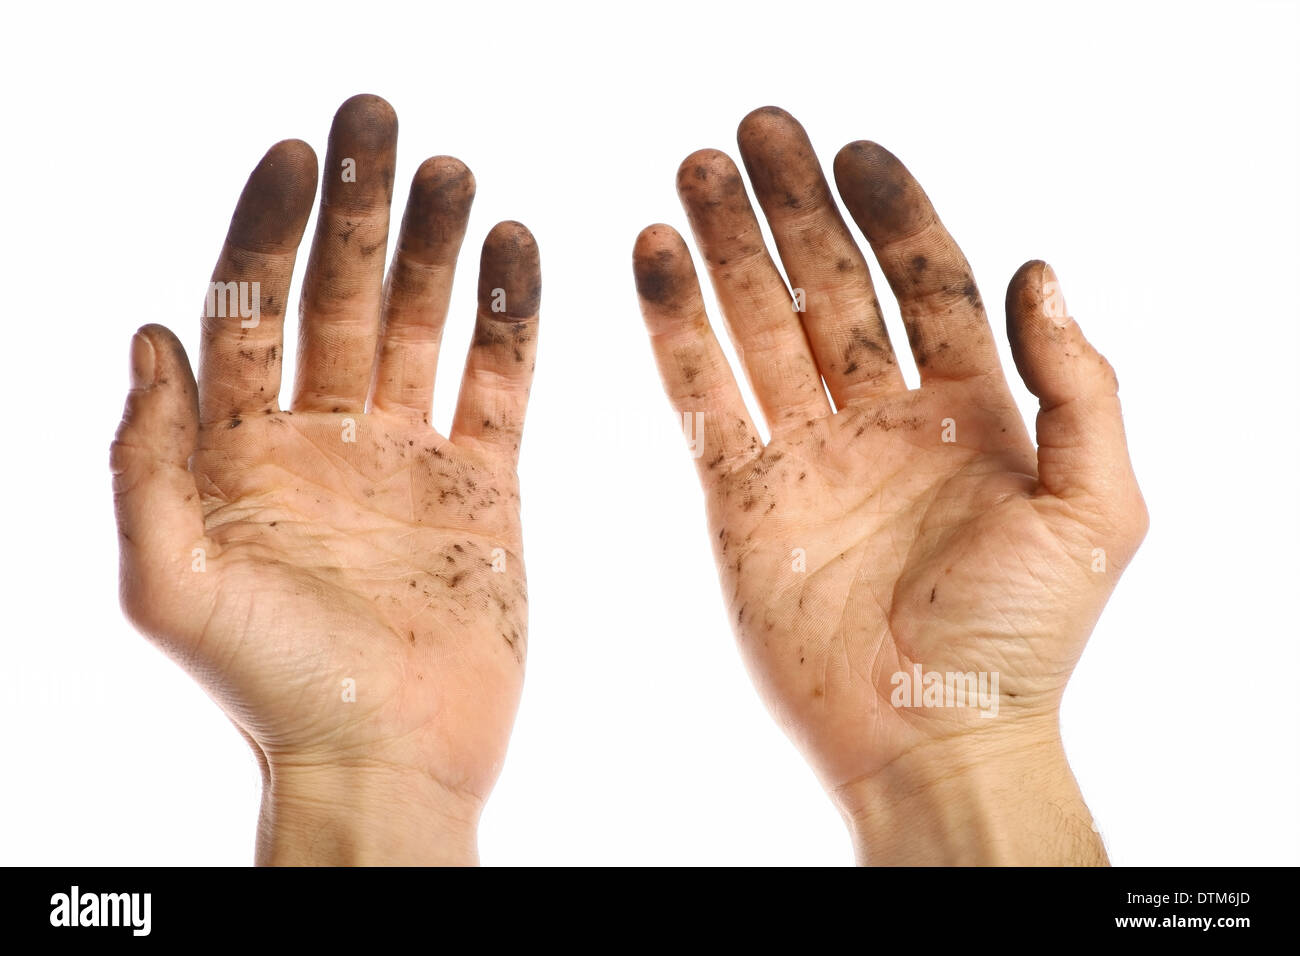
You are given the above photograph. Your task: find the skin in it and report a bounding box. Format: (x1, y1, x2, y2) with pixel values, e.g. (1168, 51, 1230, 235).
(110, 94, 541, 865)
(633, 107, 1148, 865)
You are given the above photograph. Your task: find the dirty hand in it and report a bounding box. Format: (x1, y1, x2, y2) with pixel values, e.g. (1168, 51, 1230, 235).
(111, 95, 540, 865)
(633, 107, 1146, 864)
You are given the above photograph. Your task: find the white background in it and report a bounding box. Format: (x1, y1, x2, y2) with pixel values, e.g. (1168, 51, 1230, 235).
(2, 0, 1296, 865)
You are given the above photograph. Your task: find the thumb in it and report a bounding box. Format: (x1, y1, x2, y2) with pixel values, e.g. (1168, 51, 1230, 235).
(1006, 261, 1148, 546)
(110, 324, 212, 638)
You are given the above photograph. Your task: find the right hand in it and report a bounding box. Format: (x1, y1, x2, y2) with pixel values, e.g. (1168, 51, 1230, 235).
(111, 95, 541, 863)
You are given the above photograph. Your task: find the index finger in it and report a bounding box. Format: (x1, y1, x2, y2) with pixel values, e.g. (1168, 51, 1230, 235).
(199, 139, 317, 425)
(833, 141, 1002, 383)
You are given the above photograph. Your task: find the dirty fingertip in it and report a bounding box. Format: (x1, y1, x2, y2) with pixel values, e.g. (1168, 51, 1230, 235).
(478, 221, 541, 318)
(632, 224, 697, 309)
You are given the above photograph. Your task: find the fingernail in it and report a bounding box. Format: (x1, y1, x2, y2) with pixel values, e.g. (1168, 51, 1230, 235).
(1041, 263, 1072, 328)
(130, 331, 156, 388)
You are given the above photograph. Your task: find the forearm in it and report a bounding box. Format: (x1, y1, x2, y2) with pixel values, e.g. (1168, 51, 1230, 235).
(833, 726, 1106, 866)
(255, 763, 482, 866)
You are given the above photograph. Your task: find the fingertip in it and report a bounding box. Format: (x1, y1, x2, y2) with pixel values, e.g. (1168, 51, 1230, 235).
(136, 322, 183, 350)
(136, 323, 197, 401)
(265, 137, 320, 181)
(412, 154, 476, 201)
(736, 105, 802, 147)
(117, 323, 197, 471)
(1005, 257, 1049, 319)
(676, 148, 740, 193)
(832, 139, 893, 181)
(1006, 259, 1072, 332)
(831, 140, 868, 193)
(1010, 258, 1050, 287)
(135, 324, 192, 378)
(324, 95, 398, 209)
(833, 140, 924, 241)
(401, 156, 476, 253)
(478, 221, 541, 318)
(228, 139, 318, 251)
(633, 224, 700, 313)
(129, 328, 157, 390)
(332, 93, 398, 142)
(735, 106, 829, 213)
(482, 219, 539, 266)
(633, 222, 689, 261)
(1006, 260, 1120, 406)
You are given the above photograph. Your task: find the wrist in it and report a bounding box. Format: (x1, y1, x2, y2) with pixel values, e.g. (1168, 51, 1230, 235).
(255, 760, 482, 866)
(832, 723, 1106, 866)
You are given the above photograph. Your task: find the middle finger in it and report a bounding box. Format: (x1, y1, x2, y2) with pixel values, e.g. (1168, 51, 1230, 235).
(736, 107, 905, 404)
(292, 93, 399, 413)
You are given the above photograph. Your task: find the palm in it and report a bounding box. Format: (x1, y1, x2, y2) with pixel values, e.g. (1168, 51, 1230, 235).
(710, 381, 1099, 785)
(187, 411, 524, 793)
